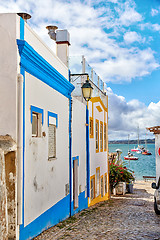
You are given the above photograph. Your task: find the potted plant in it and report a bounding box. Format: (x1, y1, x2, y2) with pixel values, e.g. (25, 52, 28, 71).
(109, 161, 135, 194)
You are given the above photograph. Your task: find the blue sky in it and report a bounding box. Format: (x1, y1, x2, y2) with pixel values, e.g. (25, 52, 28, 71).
(108, 0, 160, 105)
(0, 0, 160, 140)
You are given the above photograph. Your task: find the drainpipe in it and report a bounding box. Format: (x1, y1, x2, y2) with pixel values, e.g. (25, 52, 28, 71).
(69, 96, 73, 216)
(86, 104, 90, 198)
(17, 73, 23, 224)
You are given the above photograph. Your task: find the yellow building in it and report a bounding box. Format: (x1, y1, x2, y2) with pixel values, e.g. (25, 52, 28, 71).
(88, 96, 109, 206)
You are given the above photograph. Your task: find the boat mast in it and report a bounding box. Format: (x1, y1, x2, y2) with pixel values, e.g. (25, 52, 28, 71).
(145, 133, 147, 149)
(137, 126, 139, 146)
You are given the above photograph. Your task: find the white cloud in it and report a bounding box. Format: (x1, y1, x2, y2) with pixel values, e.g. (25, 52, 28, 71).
(0, 0, 158, 84)
(124, 31, 145, 44)
(140, 22, 160, 32)
(151, 8, 159, 17)
(93, 47, 159, 83)
(119, 8, 142, 26)
(107, 88, 160, 140)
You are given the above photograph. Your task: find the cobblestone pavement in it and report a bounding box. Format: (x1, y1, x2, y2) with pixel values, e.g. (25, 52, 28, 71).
(34, 181, 160, 240)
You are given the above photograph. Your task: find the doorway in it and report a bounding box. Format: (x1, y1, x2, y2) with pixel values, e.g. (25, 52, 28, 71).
(73, 158, 79, 209)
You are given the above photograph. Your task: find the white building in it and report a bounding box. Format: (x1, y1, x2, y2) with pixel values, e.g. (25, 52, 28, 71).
(0, 13, 109, 240)
(0, 13, 74, 240)
(70, 56, 110, 208)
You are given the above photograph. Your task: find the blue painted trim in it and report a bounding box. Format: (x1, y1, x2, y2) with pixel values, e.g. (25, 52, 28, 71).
(48, 111, 58, 128)
(17, 40, 75, 98)
(69, 98, 72, 216)
(31, 105, 44, 125)
(69, 70, 71, 82)
(86, 106, 90, 197)
(71, 191, 88, 215)
(72, 156, 79, 166)
(20, 18, 24, 40)
(19, 195, 70, 240)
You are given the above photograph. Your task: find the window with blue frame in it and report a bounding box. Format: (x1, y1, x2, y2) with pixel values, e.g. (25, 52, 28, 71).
(31, 106, 43, 137)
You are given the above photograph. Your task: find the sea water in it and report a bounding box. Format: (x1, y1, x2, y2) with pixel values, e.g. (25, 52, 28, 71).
(109, 143, 156, 180)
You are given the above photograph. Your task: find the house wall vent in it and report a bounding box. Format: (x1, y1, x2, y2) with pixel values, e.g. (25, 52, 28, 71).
(17, 13, 31, 22)
(46, 25, 58, 41)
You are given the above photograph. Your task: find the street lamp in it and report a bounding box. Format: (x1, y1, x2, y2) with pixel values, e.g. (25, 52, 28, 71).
(81, 76, 93, 101)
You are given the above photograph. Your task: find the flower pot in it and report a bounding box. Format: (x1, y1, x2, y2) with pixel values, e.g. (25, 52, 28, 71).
(113, 182, 126, 195)
(127, 183, 133, 193)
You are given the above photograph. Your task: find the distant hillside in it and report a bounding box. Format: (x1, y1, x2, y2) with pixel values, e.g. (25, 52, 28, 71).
(109, 139, 155, 145)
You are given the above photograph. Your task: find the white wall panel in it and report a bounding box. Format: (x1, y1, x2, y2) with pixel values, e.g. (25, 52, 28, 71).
(24, 73, 69, 226)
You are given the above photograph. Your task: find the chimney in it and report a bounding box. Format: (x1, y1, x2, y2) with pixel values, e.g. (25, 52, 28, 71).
(46, 26, 70, 68)
(17, 12, 31, 22)
(56, 30, 70, 68)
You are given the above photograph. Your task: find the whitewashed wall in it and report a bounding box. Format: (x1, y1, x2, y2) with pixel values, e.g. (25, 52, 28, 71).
(0, 14, 20, 141)
(72, 97, 86, 198)
(24, 73, 69, 226)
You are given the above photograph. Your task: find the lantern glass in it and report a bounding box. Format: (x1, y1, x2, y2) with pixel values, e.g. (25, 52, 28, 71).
(82, 87, 92, 101)
(81, 79, 93, 101)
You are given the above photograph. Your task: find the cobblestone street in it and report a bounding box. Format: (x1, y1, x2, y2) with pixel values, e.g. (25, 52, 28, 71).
(34, 181, 160, 240)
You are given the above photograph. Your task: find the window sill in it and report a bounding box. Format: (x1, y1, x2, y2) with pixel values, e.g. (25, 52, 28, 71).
(48, 157, 57, 161)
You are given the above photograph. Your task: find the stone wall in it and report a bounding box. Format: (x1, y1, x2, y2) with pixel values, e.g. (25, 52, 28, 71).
(0, 149, 8, 240)
(0, 136, 17, 240)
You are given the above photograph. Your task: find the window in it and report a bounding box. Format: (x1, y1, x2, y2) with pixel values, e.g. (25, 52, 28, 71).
(101, 176, 104, 197)
(90, 176, 95, 200)
(89, 117, 93, 138)
(105, 174, 108, 194)
(100, 121, 103, 152)
(104, 123, 107, 151)
(48, 124, 56, 158)
(31, 105, 43, 137)
(96, 168, 100, 197)
(48, 111, 58, 160)
(32, 112, 42, 137)
(95, 120, 99, 152)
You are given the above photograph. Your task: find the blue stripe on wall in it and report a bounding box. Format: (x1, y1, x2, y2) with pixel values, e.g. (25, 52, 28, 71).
(69, 97, 72, 216)
(20, 195, 70, 240)
(20, 18, 24, 40)
(17, 40, 75, 99)
(86, 106, 90, 197)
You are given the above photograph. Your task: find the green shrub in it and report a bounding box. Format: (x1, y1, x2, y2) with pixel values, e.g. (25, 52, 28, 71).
(109, 161, 135, 190)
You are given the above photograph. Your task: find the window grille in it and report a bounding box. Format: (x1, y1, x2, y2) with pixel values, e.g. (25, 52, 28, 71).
(48, 124, 56, 159)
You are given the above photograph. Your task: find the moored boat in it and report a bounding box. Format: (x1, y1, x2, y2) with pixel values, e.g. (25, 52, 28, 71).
(142, 150, 152, 155)
(131, 147, 142, 153)
(124, 151, 139, 160)
(124, 156, 139, 160)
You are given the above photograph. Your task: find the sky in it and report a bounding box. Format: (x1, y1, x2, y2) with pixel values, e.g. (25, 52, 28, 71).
(0, 0, 160, 141)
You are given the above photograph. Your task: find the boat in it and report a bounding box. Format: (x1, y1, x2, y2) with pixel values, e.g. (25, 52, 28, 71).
(141, 134, 152, 155)
(131, 146, 142, 153)
(124, 151, 139, 160)
(142, 150, 152, 155)
(131, 126, 142, 153)
(124, 135, 139, 161)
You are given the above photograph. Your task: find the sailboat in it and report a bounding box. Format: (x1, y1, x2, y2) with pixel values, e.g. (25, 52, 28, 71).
(124, 135, 139, 160)
(141, 134, 152, 155)
(131, 126, 142, 153)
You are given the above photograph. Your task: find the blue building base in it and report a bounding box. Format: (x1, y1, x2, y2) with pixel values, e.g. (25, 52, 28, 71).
(20, 195, 70, 240)
(71, 191, 88, 216)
